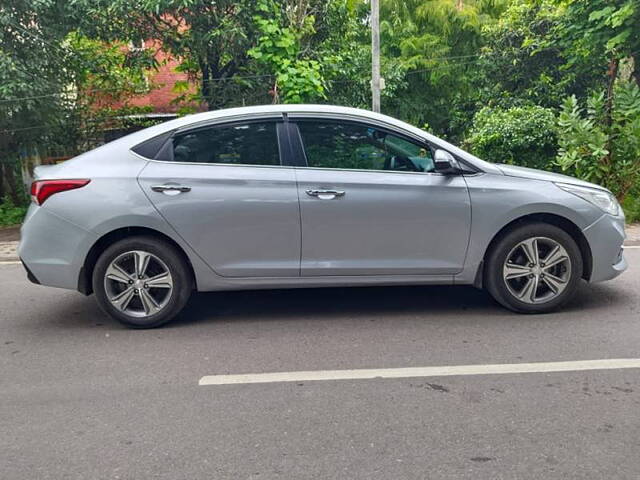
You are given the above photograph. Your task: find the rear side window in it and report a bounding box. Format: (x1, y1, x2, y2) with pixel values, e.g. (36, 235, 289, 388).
(131, 131, 173, 159)
(170, 121, 281, 166)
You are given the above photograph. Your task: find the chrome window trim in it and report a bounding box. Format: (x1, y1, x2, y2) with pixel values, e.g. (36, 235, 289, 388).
(143, 159, 295, 170)
(172, 112, 284, 135)
(289, 112, 428, 145)
(128, 112, 285, 161)
(293, 165, 449, 177)
(129, 109, 480, 173)
(136, 114, 288, 168)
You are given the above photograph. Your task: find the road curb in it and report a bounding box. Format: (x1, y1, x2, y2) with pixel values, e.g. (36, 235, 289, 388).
(0, 241, 19, 263)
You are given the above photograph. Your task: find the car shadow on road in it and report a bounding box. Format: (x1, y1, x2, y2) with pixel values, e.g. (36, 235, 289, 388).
(165, 283, 589, 327)
(177, 284, 493, 324)
(170, 280, 630, 328)
(32, 280, 630, 331)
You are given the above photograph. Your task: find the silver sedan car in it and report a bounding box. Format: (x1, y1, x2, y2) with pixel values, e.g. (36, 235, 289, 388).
(19, 105, 627, 327)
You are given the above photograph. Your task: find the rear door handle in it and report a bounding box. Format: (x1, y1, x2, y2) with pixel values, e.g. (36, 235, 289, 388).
(305, 189, 346, 199)
(151, 184, 191, 195)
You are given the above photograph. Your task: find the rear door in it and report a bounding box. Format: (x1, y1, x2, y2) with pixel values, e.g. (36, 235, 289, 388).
(290, 118, 471, 276)
(138, 118, 301, 277)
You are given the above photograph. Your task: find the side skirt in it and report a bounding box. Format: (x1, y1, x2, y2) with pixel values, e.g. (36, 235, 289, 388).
(196, 274, 458, 292)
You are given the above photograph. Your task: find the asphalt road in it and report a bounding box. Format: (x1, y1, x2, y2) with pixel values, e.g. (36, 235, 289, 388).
(2, 250, 640, 480)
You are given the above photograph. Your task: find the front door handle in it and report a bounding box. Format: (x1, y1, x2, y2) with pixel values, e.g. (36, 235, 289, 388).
(151, 184, 191, 194)
(305, 189, 346, 199)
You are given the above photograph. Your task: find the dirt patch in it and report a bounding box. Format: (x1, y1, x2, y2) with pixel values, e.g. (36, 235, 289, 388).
(0, 226, 20, 242)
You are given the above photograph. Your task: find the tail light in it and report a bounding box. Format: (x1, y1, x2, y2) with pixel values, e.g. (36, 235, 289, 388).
(30, 179, 91, 205)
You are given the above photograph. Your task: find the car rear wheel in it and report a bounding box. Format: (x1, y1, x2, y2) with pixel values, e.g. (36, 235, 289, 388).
(485, 223, 583, 313)
(92, 236, 192, 328)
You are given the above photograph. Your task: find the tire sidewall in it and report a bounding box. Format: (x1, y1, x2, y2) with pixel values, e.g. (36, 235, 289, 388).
(92, 236, 192, 328)
(485, 223, 583, 313)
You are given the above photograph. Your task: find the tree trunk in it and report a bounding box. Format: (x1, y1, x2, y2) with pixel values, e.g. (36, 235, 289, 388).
(632, 53, 640, 87)
(604, 56, 619, 129)
(0, 163, 5, 201)
(3, 161, 20, 203)
(603, 56, 619, 194)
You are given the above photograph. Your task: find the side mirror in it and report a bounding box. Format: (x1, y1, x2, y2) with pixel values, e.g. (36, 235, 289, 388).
(433, 149, 459, 174)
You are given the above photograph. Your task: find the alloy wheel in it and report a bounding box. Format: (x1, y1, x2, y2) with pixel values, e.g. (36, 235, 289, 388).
(103, 250, 173, 317)
(502, 237, 572, 304)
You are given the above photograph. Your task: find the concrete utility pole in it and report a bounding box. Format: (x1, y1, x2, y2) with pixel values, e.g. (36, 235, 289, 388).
(371, 0, 381, 113)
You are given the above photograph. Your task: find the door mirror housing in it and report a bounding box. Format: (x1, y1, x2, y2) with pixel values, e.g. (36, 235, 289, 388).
(433, 149, 459, 174)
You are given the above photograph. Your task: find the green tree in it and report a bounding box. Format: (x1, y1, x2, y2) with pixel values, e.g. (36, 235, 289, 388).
(475, 0, 605, 109)
(0, 0, 78, 202)
(248, 0, 326, 103)
(556, 81, 640, 201)
(379, 0, 507, 138)
(465, 105, 558, 168)
(75, 0, 272, 109)
(247, 0, 373, 105)
(560, 0, 640, 85)
(557, 0, 640, 178)
(1, 0, 157, 205)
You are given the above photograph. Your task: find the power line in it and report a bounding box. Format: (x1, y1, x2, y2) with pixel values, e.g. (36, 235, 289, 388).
(3, 18, 71, 58)
(0, 111, 170, 135)
(0, 51, 510, 104)
(0, 74, 276, 104)
(0, 87, 148, 104)
(3, 46, 627, 107)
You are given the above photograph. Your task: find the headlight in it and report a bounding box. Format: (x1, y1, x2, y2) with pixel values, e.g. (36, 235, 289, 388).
(556, 183, 620, 216)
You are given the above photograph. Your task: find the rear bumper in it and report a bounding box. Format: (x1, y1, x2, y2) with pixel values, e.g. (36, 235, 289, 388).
(21, 258, 41, 285)
(18, 205, 98, 290)
(583, 213, 627, 283)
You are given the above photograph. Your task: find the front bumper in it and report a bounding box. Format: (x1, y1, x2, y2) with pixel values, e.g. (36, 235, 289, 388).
(582, 213, 627, 283)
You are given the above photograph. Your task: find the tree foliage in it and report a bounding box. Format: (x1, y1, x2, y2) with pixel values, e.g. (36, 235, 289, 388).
(248, 0, 326, 103)
(556, 81, 640, 200)
(559, 0, 640, 64)
(1, 0, 640, 221)
(379, 0, 507, 137)
(73, 0, 268, 109)
(466, 105, 557, 169)
(1, 1, 83, 201)
(476, 1, 605, 109)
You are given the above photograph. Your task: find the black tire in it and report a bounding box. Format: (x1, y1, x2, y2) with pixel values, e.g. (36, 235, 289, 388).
(92, 236, 192, 328)
(485, 222, 583, 313)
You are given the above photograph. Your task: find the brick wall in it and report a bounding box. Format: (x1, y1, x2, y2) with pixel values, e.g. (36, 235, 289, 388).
(110, 40, 206, 114)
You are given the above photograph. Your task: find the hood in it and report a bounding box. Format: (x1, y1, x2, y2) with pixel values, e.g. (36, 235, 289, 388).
(496, 164, 609, 191)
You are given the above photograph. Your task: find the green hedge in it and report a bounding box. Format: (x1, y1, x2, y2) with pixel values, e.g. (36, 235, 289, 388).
(465, 105, 558, 170)
(0, 198, 27, 227)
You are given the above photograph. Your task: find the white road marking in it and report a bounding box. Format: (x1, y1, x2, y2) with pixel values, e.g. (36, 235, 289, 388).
(624, 245, 640, 249)
(199, 358, 640, 386)
(0, 261, 21, 265)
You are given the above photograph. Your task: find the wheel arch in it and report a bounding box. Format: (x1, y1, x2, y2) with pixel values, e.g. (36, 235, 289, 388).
(78, 226, 197, 295)
(480, 213, 593, 285)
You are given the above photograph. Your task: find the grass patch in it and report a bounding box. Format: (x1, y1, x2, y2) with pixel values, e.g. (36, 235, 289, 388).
(0, 198, 28, 227)
(622, 196, 640, 224)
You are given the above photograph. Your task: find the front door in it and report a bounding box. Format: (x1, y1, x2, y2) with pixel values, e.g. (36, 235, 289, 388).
(138, 119, 301, 277)
(291, 119, 471, 276)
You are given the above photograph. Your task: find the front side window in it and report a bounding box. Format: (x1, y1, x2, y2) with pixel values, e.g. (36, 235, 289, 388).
(296, 120, 434, 172)
(171, 121, 280, 166)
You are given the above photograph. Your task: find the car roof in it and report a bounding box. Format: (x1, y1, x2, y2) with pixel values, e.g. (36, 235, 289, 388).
(138, 104, 416, 134)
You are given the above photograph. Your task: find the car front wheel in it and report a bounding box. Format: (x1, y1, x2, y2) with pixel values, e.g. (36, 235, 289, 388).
(485, 223, 583, 313)
(92, 236, 192, 328)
